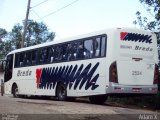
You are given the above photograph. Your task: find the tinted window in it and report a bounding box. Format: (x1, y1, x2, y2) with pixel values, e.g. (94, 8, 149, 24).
(31, 50, 38, 65)
(48, 46, 55, 63)
(101, 36, 106, 57)
(66, 43, 76, 61)
(19, 53, 24, 67)
(15, 53, 19, 67)
(14, 34, 107, 67)
(55, 45, 62, 61)
(76, 41, 84, 59)
(14, 53, 22, 67)
(84, 39, 93, 59)
(26, 52, 32, 66)
(94, 37, 101, 57)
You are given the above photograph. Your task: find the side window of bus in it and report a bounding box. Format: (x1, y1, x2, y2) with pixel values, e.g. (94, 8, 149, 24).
(23, 53, 27, 66)
(84, 39, 93, 59)
(101, 36, 106, 57)
(8, 55, 13, 70)
(72, 42, 78, 60)
(44, 47, 50, 63)
(66, 43, 74, 61)
(93, 37, 101, 57)
(26, 52, 32, 66)
(61, 44, 67, 61)
(15, 53, 19, 67)
(48, 46, 55, 63)
(42, 48, 49, 64)
(19, 53, 24, 67)
(38, 48, 44, 64)
(76, 41, 84, 59)
(31, 50, 38, 65)
(54, 45, 62, 62)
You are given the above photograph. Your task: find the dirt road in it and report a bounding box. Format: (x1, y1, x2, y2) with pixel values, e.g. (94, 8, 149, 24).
(0, 95, 159, 120)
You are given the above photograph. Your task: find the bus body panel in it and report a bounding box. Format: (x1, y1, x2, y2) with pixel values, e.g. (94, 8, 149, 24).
(6, 58, 107, 97)
(117, 61, 154, 85)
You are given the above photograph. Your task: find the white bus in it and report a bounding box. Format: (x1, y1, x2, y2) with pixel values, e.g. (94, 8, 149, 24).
(0, 28, 159, 104)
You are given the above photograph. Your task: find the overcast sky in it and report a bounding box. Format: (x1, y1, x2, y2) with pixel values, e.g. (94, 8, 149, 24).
(0, 0, 154, 40)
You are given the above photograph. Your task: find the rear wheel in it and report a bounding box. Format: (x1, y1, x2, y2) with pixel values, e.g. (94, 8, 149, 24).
(56, 83, 67, 101)
(12, 84, 19, 98)
(89, 95, 107, 104)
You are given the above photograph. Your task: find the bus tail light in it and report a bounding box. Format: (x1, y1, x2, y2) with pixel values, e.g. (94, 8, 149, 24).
(109, 61, 118, 83)
(153, 64, 159, 84)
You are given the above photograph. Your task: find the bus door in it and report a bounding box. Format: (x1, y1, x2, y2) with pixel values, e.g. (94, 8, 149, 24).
(4, 54, 13, 83)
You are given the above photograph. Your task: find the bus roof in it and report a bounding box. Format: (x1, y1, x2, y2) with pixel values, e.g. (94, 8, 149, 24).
(7, 28, 154, 55)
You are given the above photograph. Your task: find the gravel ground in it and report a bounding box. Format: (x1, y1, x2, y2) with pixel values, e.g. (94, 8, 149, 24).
(0, 95, 159, 120)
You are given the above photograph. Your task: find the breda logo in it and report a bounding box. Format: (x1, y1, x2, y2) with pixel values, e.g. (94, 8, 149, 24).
(120, 32, 152, 44)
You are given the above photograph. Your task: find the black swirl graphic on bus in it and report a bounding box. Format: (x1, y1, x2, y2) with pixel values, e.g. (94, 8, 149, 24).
(120, 32, 152, 44)
(36, 63, 100, 90)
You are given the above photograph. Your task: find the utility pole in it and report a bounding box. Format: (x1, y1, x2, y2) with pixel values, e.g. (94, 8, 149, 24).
(21, 0, 31, 48)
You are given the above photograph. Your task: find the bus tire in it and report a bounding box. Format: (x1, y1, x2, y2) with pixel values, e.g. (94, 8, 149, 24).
(89, 95, 107, 104)
(12, 84, 19, 98)
(56, 83, 67, 101)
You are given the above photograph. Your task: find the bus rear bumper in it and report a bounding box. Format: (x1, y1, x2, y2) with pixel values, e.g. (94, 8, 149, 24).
(107, 82, 158, 95)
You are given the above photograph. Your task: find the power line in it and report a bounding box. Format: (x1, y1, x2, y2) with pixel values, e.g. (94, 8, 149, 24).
(31, 9, 42, 19)
(31, 0, 49, 9)
(31, 0, 79, 39)
(40, 0, 79, 20)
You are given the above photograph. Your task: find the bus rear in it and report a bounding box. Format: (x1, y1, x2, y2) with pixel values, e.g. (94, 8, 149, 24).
(109, 28, 159, 95)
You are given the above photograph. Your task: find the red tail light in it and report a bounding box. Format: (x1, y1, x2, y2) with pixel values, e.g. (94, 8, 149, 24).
(153, 64, 159, 84)
(109, 61, 118, 83)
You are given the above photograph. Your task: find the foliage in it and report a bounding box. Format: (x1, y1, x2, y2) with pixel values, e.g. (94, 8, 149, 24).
(0, 20, 55, 59)
(134, 0, 160, 42)
(0, 28, 8, 59)
(0, 28, 7, 42)
(24, 20, 55, 47)
(9, 24, 23, 49)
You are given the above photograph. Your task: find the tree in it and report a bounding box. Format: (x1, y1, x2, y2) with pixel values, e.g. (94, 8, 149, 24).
(0, 20, 55, 59)
(0, 28, 8, 59)
(0, 28, 7, 43)
(25, 20, 55, 47)
(10, 20, 55, 48)
(134, 0, 160, 42)
(9, 24, 23, 49)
